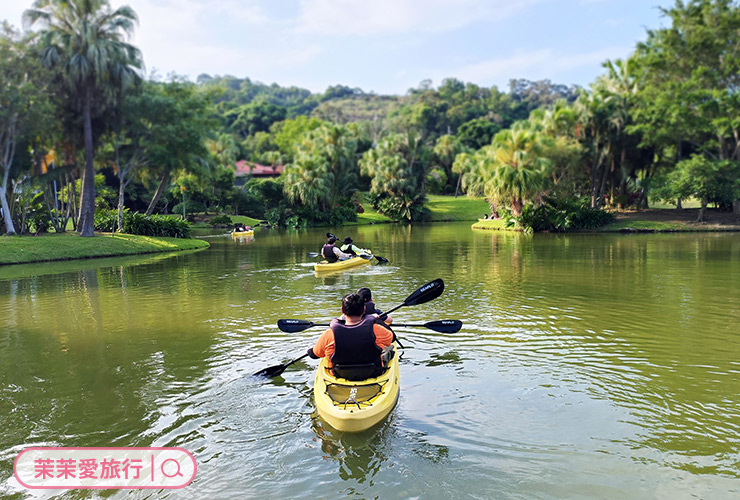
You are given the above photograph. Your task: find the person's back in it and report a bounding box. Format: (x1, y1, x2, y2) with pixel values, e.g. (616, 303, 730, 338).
(321, 236, 351, 262)
(357, 287, 393, 325)
(307, 293, 393, 380)
(340, 236, 366, 256)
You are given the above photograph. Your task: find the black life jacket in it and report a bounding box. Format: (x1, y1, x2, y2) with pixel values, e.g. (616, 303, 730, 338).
(330, 316, 383, 380)
(364, 301, 381, 316)
(340, 243, 356, 256)
(322, 244, 338, 263)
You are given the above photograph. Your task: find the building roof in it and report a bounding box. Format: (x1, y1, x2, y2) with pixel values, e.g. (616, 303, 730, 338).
(235, 160, 284, 177)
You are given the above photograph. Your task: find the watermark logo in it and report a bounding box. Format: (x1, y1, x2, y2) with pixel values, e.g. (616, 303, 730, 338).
(14, 447, 196, 490)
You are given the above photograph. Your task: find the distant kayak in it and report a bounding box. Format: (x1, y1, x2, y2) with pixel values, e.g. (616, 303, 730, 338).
(232, 230, 254, 239)
(313, 343, 400, 432)
(313, 255, 370, 272)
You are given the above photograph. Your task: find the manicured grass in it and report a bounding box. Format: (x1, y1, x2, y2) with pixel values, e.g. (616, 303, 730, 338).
(596, 220, 720, 232)
(0, 232, 210, 265)
(190, 214, 262, 229)
(426, 195, 491, 221)
(649, 198, 701, 209)
(347, 193, 394, 225)
(351, 208, 394, 225)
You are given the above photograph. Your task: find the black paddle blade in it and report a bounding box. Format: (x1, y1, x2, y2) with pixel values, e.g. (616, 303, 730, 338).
(253, 353, 310, 378)
(253, 363, 288, 378)
(277, 319, 315, 333)
(374, 255, 389, 264)
(424, 320, 462, 333)
(404, 278, 444, 306)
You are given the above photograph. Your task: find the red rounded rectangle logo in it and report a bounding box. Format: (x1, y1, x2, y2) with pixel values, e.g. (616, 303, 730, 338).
(14, 447, 196, 489)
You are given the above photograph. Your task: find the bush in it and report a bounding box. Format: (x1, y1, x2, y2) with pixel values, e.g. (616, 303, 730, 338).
(371, 192, 429, 222)
(209, 215, 232, 226)
(511, 198, 615, 233)
(94, 209, 192, 238)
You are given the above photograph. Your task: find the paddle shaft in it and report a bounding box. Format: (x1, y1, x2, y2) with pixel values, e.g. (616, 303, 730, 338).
(256, 278, 444, 378)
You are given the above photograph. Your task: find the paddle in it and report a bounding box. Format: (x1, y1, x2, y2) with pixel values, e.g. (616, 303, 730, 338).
(278, 319, 462, 333)
(254, 278, 446, 378)
(252, 353, 309, 378)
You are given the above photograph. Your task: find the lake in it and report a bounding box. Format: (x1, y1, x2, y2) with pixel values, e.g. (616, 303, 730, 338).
(1, 223, 739, 499)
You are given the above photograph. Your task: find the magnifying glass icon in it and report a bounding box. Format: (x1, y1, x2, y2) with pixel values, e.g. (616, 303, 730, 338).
(160, 458, 183, 478)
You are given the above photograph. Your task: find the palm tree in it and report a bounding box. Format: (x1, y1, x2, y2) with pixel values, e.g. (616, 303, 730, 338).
(24, 0, 142, 236)
(464, 127, 551, 216)
(433, 134, 464, 195)
(283, 154, 330, 210)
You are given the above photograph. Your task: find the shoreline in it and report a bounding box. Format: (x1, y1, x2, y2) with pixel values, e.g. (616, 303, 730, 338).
(3, 207, 738, 267)
(0, 232, 210, 266)
(472, 208, 740, 233)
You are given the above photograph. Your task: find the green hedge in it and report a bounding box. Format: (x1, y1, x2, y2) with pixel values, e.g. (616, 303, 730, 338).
(94, 209, 192, 238)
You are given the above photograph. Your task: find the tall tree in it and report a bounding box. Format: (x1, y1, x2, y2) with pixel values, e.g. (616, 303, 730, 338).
(24, 0, 142, 236)
(0, 23, 51, 235)
(360, 132, 431, 221)
(463, 126, 551, 216)
(139, 80, 212, 215)
(283, 124, 359, 212)
(631, 0, 740, 214)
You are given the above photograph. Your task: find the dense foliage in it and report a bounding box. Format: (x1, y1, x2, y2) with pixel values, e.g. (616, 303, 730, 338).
(2, 0, 739, 235)
(94, 209, 191, 238)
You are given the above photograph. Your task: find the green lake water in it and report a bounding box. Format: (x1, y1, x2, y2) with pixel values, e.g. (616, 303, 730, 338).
(1, 222, 740, 499)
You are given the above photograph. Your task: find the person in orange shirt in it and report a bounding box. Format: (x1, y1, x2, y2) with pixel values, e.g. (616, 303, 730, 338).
(307, 293, 394, 380)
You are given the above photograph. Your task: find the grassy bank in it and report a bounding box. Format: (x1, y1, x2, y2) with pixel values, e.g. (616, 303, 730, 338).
(427, 195, 491, 221)
(0, 233, 210, 266)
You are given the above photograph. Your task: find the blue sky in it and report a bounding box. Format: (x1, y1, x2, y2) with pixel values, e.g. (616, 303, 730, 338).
(1, 0, 672, 95)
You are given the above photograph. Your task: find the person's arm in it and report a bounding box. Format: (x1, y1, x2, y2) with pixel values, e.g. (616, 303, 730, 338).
(351, 244, 365, 254)
(308, 329, 334, 359)
(373, 323, 394, 349)
(333, 247, 352, 259)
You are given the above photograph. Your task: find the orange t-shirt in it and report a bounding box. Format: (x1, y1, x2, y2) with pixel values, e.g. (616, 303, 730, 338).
(312, 322, 394, 368)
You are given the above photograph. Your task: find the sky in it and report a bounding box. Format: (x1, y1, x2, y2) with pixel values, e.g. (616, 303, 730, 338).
(1, 0, 673, 95)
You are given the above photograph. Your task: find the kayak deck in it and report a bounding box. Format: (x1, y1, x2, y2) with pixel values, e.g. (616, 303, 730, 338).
(313, 256, 370, 272)
(313, 345, 399, 432)
(232, 230, 254, 238)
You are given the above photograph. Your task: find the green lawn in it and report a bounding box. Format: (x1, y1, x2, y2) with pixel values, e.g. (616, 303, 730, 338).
(0, 232, 210, 265)
(426, 195, 491, 221)
(597, 220, 697, 232)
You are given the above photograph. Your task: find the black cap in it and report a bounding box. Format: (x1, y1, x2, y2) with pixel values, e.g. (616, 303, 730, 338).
(344, 237, 353, 244)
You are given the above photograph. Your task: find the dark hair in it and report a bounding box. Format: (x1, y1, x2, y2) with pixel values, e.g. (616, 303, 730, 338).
(341, 293, 365, 317)
(328, 236, 337, 244)
(356, 287, 372, 302)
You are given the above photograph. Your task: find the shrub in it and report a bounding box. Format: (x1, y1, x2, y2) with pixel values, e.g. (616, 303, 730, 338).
(94, 209, 192, 238)
(209, 215, 232, 226)
(512, 198, 614, 232)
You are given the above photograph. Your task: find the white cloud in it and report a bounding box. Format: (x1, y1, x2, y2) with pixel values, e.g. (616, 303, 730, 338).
(118, 0, 319, 79)
(293, 0, 542, 36)
(443, 46, 630, 87)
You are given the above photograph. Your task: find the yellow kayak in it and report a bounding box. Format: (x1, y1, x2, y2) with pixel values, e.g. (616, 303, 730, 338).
(313, 344, 399, 432)
(313, 255, 370, 272)
(232, 230, 254, 239)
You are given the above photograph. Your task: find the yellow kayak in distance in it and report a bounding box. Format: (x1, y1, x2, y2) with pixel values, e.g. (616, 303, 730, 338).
(232, 230, 254, 239)
(313, 344, 400, 432)
(313, 255, 370, 272)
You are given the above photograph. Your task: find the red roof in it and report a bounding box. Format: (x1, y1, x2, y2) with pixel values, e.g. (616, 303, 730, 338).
(235, 160, 284, 177)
